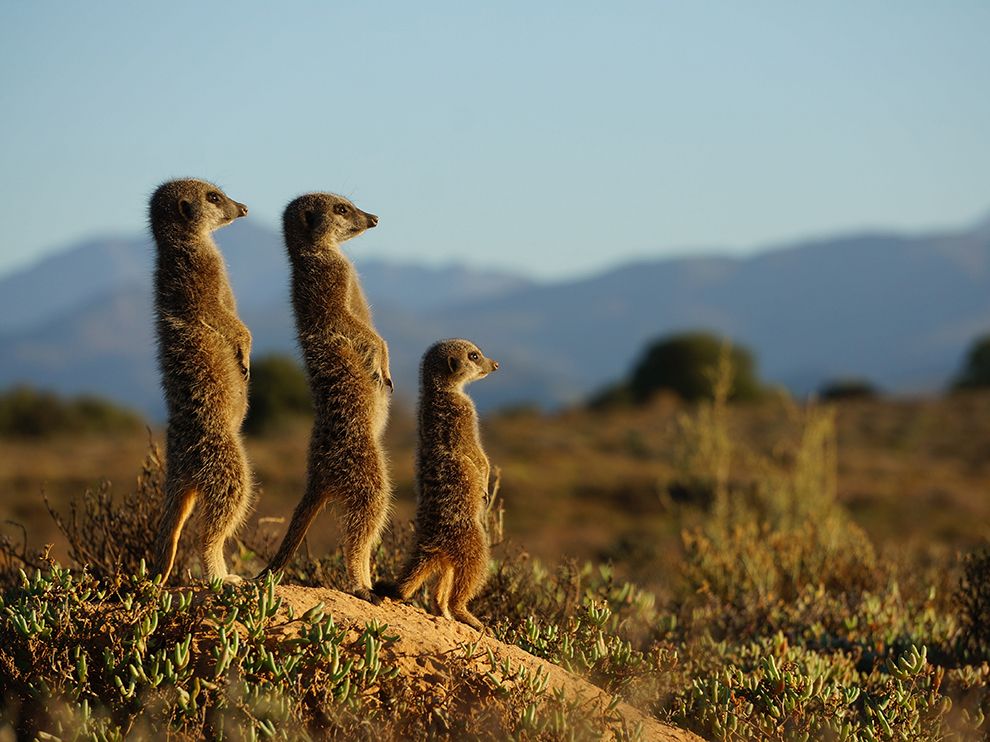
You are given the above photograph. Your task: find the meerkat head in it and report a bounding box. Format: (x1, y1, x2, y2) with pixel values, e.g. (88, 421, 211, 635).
(283, 193, 379, 251)
(149, 179, 248, 238)
(422, 339, 499, 390)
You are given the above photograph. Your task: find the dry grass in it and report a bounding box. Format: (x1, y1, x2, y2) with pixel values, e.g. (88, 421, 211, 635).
(3, 391, 990, 593)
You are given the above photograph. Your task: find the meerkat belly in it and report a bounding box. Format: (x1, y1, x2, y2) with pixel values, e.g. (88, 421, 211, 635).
(161, 334, 245, 427)
(418, 455, 486, 514)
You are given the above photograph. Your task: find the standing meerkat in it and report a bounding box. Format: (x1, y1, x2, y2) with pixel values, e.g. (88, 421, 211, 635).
(259, 193, 392, 603)
(149, 178, 254, 584)
(379, 339, 499, 630)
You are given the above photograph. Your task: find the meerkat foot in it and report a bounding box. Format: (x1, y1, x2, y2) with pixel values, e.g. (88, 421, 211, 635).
(353, 586, 383, 605)
(222, 574, 244, 585)
(452, 609, 483, 631)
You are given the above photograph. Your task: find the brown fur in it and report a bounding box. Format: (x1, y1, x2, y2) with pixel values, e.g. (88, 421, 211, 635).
(259, 193, 391, 602)
(383, 339, 499, 630)
(148, 178, 254, 584)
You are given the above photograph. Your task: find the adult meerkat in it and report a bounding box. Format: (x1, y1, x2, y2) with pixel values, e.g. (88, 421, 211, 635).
(380, 339, 499, 630)
(149, 178, 253, 584)
(259, 193, 391, 602)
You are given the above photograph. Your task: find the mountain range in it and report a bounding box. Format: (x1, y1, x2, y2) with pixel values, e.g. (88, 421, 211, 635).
(1, 213, 989, 418)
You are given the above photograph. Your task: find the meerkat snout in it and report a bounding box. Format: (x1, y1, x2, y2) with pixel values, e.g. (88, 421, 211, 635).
(366, 213, 379, 228)
(236, 202, 249, 217)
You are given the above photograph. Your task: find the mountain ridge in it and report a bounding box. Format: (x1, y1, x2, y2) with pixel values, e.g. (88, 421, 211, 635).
(1, 214, 988, 417)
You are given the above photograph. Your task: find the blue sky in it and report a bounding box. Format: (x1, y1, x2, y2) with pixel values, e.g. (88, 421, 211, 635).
(1, 2, 988, 280)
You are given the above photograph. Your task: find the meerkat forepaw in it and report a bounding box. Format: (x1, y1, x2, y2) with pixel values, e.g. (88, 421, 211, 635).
(222, 573, 244, 585)
(385, 377, 394, 393)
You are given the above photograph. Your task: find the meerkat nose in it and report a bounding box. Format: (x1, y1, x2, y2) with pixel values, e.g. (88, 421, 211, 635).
(492, 360, 499, 370)
(366, 213, 379, 228)
(236, 202, 249, 217)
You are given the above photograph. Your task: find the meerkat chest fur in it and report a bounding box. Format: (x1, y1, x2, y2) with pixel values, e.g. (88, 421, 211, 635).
(156, 239, 232, 324)
(290, 250, 351, 341)
(290, 247, 384, 389)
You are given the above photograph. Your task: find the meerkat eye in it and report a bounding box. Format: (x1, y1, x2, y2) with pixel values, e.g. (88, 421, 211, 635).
(206, 192, 222, 205)
(333, 204, 348, 215)
(468, 352, 480, 362)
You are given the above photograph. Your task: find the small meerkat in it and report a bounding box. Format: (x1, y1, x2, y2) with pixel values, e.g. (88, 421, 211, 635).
(149, 178, 254, 584)
(380, 339, 499, 630)
(259, 193, 392, 603)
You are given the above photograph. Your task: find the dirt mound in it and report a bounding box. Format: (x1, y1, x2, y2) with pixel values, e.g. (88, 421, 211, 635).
(273, 585, 701, 742)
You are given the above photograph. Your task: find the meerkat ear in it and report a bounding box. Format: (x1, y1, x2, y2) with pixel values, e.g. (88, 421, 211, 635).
(448, 356, 461, 374)
(178, 199, 195, 222)
(303, 210, 319, 231)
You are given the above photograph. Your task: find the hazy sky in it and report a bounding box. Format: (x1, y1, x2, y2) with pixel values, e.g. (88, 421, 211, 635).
(1, 2, 988, 280)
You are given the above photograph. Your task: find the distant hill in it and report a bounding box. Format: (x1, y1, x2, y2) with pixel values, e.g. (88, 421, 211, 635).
(1, 214, 988, 417)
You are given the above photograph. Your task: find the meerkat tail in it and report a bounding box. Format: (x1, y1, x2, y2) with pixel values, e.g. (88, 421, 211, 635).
(259, 485, 327, 578)
(373, 580, 403, 599)
(153, 486, 198, 583)
(396, 552, 446, 600)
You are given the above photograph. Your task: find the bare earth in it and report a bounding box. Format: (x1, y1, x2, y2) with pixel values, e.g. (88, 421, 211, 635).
(273, 585, 701, 742)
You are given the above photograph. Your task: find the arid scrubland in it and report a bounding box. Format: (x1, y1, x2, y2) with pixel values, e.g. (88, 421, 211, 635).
(3, 377, 990, 738)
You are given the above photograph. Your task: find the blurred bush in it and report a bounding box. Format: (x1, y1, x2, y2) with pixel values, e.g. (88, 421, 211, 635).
(953, 334, 990, 390)
(0, 385, 143, 438)
(590, 330, 762, 408)
(243, 354, 312, 435)
(819, 377, 880, 401)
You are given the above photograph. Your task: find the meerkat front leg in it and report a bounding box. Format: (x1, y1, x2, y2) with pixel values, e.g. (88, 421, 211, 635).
(479, 454, 491, 496)
(236, 339, 251, 381)
(379, 339, 393, 393)
(231, 321, 252, 382)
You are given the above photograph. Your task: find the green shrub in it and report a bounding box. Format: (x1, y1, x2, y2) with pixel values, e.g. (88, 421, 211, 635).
(589, 331, 763, 408)
(819, 378, 880, 401)
(0, 386, 143, 438)
(953, 334, 990, 390)
(243, 354, 312, 435)
(629, 331, 762, 404)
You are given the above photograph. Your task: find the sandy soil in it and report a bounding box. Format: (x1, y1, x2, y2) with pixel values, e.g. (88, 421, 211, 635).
(270, 585, 702, 742)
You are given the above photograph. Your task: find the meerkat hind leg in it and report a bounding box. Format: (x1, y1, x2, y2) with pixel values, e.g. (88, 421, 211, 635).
(154, 486, 198, 584)
(447, 552, 488, 631)
(341, 481, 389, 604)
(343, 521, 384, 605)
(434, 565, 454, 617)
(201, 523, 231, 582)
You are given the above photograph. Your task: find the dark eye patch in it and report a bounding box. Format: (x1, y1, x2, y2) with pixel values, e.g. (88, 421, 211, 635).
(333, 204, 348, 215)
(206, 192, 222, 204)
(468, 352, 480, 362)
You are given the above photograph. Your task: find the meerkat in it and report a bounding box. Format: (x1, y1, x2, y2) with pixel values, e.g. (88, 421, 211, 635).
(258, 193, 392, 602)
(379, 339, 499, 630)
(148, 178, 254, 584)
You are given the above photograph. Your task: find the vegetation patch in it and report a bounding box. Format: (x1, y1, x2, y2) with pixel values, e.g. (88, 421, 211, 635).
(3, 351, 990, 739)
